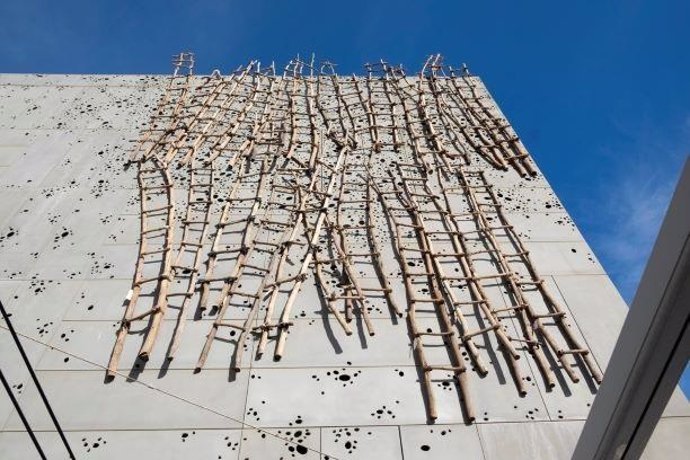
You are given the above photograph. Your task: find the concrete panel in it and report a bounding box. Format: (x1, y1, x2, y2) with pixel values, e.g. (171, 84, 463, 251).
(642, 417, 690, 459)
(244, 366, 463, 427)
(2, 72, 684, 460)
(3, 370, 249, 431)
(253, 318, 412, 369)
(400, 424, 484, 460)
(322, 425, 402, 459)
(0, 429, 242, 460)
(36, 319, 255, 372)
(503, 212, 583, 242)
(524, 241, 605, 276)
(552, 274, 628, 368)
(478, 421, 584, 460)
(238, 427, 321, 460)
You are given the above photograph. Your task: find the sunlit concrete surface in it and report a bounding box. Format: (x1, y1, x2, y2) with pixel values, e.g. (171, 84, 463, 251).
(0, 73, 687, 459)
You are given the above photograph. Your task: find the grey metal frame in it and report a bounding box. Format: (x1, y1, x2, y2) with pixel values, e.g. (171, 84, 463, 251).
(573, 158, 690, 459)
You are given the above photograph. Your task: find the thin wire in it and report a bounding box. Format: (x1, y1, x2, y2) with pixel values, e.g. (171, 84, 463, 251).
(0, 324, 341, 460)
(0, 300, 75, 459)
(0, 368, 46, 459)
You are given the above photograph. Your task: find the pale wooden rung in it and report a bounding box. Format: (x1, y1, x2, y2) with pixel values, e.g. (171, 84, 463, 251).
(208, 248, 242, 256)
(180, 241, 204, 248)
(400, 247, 429, 253)
(416, 331, 454, 337)
(517, 279, 544, 286)
(126, 306, 160, 323)
(266, 273, 306, 288)
(491, 304, 526, 313)
(182, 219, 210, 224)
(361, 287, 392, 293)
(218, 217, 250, 227)
(242, 263, 270, 272)
(434, 252, 466, 258)
(143, 184, 172, 191)
(462, 325, 499, 340)
(559, 348, 589, 355)
(333, 295, 364, 300)
(135, 274, 171, 286)
(410, 297, 443, 303)
(453, 299, 487, 306)
(143, 205, 173, 214)
(198, 275, 237, 284)
(533, 312, 566, 319)
(444, 272, 509, 281)
(172, 265, 198, 273)
(229, 290, 260, 299)
(215, 321, 245, 330)
(424, 365, 464, 372)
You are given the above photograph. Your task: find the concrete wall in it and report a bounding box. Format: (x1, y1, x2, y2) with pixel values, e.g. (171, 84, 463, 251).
(0, 73, 686, 459)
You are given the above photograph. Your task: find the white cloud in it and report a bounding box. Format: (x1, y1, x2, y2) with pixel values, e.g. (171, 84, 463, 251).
(597, 166, 677, 300)
(588, 117, 689, 303)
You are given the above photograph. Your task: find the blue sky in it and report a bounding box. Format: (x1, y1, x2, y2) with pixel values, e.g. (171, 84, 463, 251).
(1, 1, 688, 395)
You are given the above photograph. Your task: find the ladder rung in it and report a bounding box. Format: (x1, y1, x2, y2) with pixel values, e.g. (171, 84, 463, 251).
(462, 325, 498, 340)
(434, 252, 465, 258)
(209, 247, 242, 256)
(182, 219, 210, 224)
(126, 306, 160, 323)
(198, 275, 237, 284)
(558, 348, 589, 355)
(424, 365, 464, 372)
(491, 304, 525, 313)
(361, 287, 392, 293)
(397, 223, 421, 229)
(467, 249, 529, 257)
(242, 263, 270, 272)
(218, 217, 250, 227)
(444, 272, 510, 281)
(533, 312, 566, 319)
(262, 219, 291, 227)
(215, 321, 245, 330)
(227, 197, 261, 202)
(142, 226, 168, 235)
(143, 205, 173, 214)
(143, 184, 172, 191)
(141, 247, 171, 256)
(410, 297, 443, 303)
(332, 295, 364, 300)
(517, 279, 544, 286)
(400, 247, 429, 253)
(180, 241, 204, 248)
(135, 274, 171, 286)
(416, 331, 454, 337)
(339, 225, 373, 230)
(172, 265, 198, 273)
(229, 290, 259, 299)
(266, 273, 307, 288)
